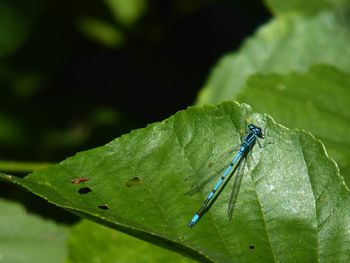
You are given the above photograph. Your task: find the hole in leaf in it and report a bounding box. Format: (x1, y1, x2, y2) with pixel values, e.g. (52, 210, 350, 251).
(78, 187, 92, 194)
(249, 245, 255, 250)
(71, 177, 90, 184)
(125, 176, 143, 187)
(98, 204, 109, 210)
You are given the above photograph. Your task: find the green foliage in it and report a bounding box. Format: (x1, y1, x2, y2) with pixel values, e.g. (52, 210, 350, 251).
(104, 0, 147, 27)
(196, 2, 350, 189)
(0, 198, 67, 262)
(0, 0, 42, 57)
(1, 102, 350, 262)
(1, 0, 350, 262)
(76, 0, 147, 48)
(236, 65, 350, 186)
(264, 0, 350, 15)
(197, 10, 350, 105)
(67, 220, 193, 263)
(77, 17, 125, 48)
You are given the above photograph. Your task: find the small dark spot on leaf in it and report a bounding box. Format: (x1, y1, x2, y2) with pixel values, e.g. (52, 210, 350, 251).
(126, 176, 143, 187)
(249, 245, 255, 250)
(98, 204, 109, 210)
(78, 187, 92, 194)
(71, 177, 90, 184)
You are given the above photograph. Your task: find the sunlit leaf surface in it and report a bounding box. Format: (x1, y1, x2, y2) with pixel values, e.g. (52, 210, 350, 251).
(1, 102, 349, 262)
(236, 65, 350, 185)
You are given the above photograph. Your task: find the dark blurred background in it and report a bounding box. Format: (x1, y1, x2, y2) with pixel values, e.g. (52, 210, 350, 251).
(1, 0, 270, 162)
(0, 0, 270, 221)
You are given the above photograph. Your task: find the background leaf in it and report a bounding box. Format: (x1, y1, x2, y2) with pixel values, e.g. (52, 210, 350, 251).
(77, 17, 125, 48)
(197, 9, 350, 105)
(0, 0, 42, 57)
(0, 198, 67, 263)
(67, 219, 194, 263)
(1, 101, 349, 262)
(104, 0, 147, 27)
(264, 0, 350, 15)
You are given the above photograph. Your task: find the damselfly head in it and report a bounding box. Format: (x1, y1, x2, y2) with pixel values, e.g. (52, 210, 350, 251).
(248, 124, 264, 138)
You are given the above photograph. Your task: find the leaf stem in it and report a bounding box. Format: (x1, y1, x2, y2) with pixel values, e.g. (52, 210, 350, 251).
(0, 160, 53, 173)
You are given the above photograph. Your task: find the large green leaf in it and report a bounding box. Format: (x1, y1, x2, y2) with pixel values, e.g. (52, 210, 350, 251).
(236, 65, 350, 186)
(67, 219, 194, 263)
(0, 198, 67, 263)
(1, 101, 349, 262)
(197, 9, 350, 105)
